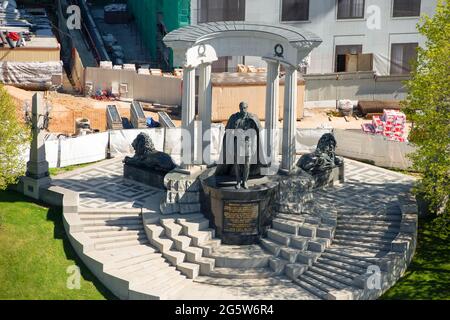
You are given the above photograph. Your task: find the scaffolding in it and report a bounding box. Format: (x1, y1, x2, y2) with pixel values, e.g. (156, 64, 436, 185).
(128, 0, 190, 70)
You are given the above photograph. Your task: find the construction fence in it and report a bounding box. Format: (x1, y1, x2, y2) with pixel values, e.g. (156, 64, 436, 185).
(304, 72, 410, 107)
(22, 127, 415, 171)
(84, 67, 182, 105)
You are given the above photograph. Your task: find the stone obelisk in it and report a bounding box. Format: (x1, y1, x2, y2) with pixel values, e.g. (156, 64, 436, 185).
(22, 93, 51, 200)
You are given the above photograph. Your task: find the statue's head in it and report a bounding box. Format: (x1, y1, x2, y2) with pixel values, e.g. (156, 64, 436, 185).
(239, 102, 249, 116)
(316, 133, 337, 155)
(132, 132, 156, 156)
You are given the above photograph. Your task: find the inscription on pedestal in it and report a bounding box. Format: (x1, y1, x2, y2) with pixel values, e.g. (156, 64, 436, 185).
(223, 202, 259, 235)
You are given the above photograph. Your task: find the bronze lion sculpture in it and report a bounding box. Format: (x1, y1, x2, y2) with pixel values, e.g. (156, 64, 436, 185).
(297, 133, 344, 174)
(124, 132, 176, 173)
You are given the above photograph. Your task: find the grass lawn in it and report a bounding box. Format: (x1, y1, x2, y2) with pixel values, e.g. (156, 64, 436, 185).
(0, 190, 115, 300)
(382, 216, 450, 300)
(49, 161, 101, 177)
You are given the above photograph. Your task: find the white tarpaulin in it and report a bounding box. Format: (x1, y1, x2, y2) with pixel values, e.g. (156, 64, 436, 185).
(59, 132, 109, 167)
(44, 139, 59, 168)
(0, 61, 63, 85)
(296, 128, 333, 153)
(110, 128, 165, 155)
(335, 129, 415, 169)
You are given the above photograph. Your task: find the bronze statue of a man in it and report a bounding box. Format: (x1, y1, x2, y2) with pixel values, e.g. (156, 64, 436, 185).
(216, 102, 263, 189)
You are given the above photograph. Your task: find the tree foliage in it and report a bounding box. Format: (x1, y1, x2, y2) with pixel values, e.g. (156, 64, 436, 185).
(404, 1, 450, 219)
(0, 85, 30, 190)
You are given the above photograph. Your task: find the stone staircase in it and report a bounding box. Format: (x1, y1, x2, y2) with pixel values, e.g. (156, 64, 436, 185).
(143, 212, 220, 279)
(260, 212, 338, 280)
(292, 204, 410, 300)
(74, 208, 193, 299)
(143, 211, 301, 289)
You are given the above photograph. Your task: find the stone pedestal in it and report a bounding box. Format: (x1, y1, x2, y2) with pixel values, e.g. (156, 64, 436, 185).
(201, 172, 279, 245)
(123, 164, 166, 190)
(276, 164, 345, 214)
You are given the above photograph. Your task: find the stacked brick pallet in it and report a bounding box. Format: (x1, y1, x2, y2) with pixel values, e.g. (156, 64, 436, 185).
(361, 109, 407, 142)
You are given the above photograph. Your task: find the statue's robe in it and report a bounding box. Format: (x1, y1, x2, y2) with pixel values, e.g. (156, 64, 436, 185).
(215, 112, 265, 177)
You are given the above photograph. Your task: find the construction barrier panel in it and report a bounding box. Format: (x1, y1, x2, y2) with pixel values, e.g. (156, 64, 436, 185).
(20, 128, 416, 171)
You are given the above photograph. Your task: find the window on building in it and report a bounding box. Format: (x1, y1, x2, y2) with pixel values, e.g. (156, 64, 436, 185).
(390, 43, 418, 75)
(337, 0, 365, 19)
(281, 0, 309, 21)
(198, 0, 246, 23)
(335, 45, 363, 72)
(393, 0, 421, 17)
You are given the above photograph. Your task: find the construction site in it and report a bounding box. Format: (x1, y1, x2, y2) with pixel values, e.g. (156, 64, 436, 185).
(1, 0, 413, 168)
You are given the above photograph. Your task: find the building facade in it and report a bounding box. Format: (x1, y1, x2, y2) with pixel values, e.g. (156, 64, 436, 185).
(191, 0, 438, 75)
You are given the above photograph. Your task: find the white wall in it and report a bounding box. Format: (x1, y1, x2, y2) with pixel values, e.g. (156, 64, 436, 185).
(219, 0, 438, 75)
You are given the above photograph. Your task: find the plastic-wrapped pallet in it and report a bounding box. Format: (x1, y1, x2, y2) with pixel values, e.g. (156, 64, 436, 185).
(338, 99, 354, 116)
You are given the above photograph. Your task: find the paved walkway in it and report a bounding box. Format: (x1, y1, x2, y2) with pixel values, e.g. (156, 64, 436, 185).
(53, 157, 416, 300)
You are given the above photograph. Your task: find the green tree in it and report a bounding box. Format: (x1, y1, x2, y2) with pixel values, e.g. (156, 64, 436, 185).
(0, 85, 30, 190)
(404, 1, 450, 221)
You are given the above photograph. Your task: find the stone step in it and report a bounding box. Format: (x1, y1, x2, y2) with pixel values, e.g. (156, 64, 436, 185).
(130, 272, 189, 299)
(268, 257, 289, 274)
(336, 229, 398, 240)
(194, 276, 292, 287)
(95, 238, 149, 251)
(110, 259, 171, 277)
(177, 218, 210, 234)
(177, 262, 200, 279)
(78, 213, 141, 220)
(296, 251, 321, 266)
(280, 247, 301, 263)
(187, 229, 216, 246)
(299, 224, 317, 238)
(313, 262, 360, 279)
(83, 224, 144, 233)
(317, 257, 366, 275)
(171, 234, 192, 251)
(209, 245, 271, 268)
(105, 246, 158, 264)
(299, 273, 339, 293)
(260, 238, 282, 256)
(290, 236, 309, 250)
(267, 229, 292, 246)
(160, 219, 183, 238)
(163, 249, 186, 266)
(272, 218, 302, 234)
(308, 266, 355, 287)
(86, 229, 145, 239)
(208, 267, 275, 279)
(105, 253, 162, 270)
(307, 238, 330, 253)
(126, 265, 185, 288)
(275, 213, 306, 224)
(197, 239, 222, 256)
(91, 233, 147, 245)
(332, 239, 392, 251)
(338, 219, 401, 227)
(285, 263, 308, 280)
(149, 234, 174, 253)
(323, 249, 379, 267)
(294, 278, 328, 300)
(316, 226, 335, 239)
(183, 246, 204, 262)
(338, 214, 401, 222)
(100, 244, 155, 258)
(304, 269, 349, 290)
(195, 257, 216, 275)
(334, 234, 394, 246)
(337, 223, 400, 233)
(81, 218, 142, 227)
